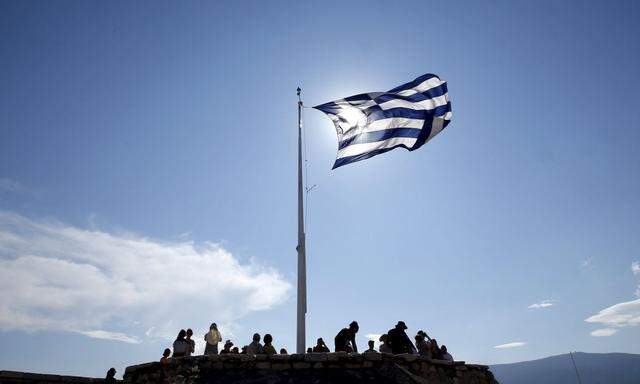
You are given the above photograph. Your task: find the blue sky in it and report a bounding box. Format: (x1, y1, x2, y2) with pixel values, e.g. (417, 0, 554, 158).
(1, 0, 640, 378)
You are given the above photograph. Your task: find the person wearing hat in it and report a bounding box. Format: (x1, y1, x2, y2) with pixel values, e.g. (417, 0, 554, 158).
(387, 321, 416, 354)
(334, 321, 359, 353)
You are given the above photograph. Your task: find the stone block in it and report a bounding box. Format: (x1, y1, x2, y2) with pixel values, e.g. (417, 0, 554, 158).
(364, 352, 382, 361)
(255, 362, 271, 369)
(312, 362, 324, 369)
(289, 353, 305, 362)
(304, 353, 328, 362)
(271, 363, 291, 370)
(269, 354, 289, 361)
(327, 352, 347, 361)
(396, 353, 417, 362)
(292, 362, 311, 369)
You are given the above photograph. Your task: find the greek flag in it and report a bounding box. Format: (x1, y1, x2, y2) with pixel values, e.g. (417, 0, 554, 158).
(314, 73, 452, 169)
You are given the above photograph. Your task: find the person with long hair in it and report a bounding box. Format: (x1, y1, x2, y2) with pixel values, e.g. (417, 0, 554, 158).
(204, 323, 222, 355)
(105, 368, 116, 384)
(172, 329, 189, 357)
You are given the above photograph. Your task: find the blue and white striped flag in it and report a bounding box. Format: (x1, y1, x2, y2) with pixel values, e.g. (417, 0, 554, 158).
(314, 73, 452, 169)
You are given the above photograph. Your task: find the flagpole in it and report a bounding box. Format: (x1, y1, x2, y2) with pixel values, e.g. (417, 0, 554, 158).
(296, 87, 307, 354)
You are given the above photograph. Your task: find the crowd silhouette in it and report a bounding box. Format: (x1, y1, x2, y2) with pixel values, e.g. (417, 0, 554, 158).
(162, 320, 454, 363)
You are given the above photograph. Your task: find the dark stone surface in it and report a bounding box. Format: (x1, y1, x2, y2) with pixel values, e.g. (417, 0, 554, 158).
(123, 353, 498, 384)
(0, 370, 114, 384)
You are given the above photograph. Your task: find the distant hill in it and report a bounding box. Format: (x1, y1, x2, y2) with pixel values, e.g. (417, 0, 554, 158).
(490, 352, 640, 384)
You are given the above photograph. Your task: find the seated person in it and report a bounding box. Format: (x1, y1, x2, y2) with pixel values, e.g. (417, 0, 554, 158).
(262, 334, 277, 355)
(280, 348, 288, 355)
(378, 334, 393, 354)
(160, 348, 171, 364)
(440, 345, 453, 361)
(312, 338, 330, 353)
(364, 340, 378, 354)
(415, 333, 431, 357)
(246, 333, 263, 355)
(220, 340, 234, 354)
(334, 321, 359, 353)
(430, 339, 443, 360)
(387, 321, 416, 354)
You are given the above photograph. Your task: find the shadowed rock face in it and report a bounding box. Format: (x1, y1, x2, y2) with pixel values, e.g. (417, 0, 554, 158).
(123, 353, 499, 384)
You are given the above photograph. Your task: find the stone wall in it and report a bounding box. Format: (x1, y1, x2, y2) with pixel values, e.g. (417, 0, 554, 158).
(124, 353, 499, 384)
(0, 371, 112, 384)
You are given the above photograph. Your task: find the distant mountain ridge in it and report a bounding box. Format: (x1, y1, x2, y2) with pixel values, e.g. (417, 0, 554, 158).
(490, 352, 640, 384)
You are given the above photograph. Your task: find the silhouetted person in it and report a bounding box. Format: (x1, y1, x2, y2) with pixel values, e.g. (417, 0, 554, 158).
(160, 348, 171, 384)
(307, 347, 313, 353)
(364, 340, 378, 354)
(379, 334, 392, 354)
(241, 346, 248, 354)
(312, 338, 330, 353)
(280, 348, 288, 355)
(160, 348, 171, 364)
(186, 328, 195, 356)
(415, 333, 431, 357)
(172, 329, 189, 357)
(220, 340, 233, 354)
(204, 323, 222, 355)
(105, 368, 116, 384)
(387, 321, 415, 354)
(232, 347, 240, 354)
(441, 345, 453, 361)
(430, 338, 442, 360)
(334, 321, 359, 352)
(246, 333, 263, 355)
(263, 334, 277, 355)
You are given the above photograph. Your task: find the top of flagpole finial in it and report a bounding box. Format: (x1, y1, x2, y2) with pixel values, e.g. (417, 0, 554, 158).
(297, 87, 302, 103)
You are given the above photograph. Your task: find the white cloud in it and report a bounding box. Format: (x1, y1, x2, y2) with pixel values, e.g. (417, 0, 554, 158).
(632, 261, 640, 297)
(585, 262, 640, 336)
(80, 330, 140, 344)
(528, 300, 555, 309)
(0, 211, 291, 343)
(590, 328, 618, 337)
(365, 333, 382, 342)
(585, 299, 640, 327)
(580, 257, 593, 269)
(494, 342, 526, 349)
(632, 261, 640, 276)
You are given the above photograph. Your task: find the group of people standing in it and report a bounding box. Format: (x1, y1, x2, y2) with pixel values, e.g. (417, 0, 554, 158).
(162, 320, 453, 361)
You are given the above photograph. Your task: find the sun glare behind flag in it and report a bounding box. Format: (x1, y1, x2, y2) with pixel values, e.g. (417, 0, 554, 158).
(314, 73, 452, 169)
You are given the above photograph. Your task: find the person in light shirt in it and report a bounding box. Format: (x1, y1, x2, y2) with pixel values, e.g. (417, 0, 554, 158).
(204, 323, 222, 355)
(246, 333, 263, 355)
(172, 329, 189, 357)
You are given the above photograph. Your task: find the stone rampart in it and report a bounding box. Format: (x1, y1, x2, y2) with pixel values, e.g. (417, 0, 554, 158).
(0, 371, 112, 384)
(124, 353, 499, 384)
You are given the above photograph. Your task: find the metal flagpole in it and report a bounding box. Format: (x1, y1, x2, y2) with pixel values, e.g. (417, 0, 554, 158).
(296, 87, 307, 354)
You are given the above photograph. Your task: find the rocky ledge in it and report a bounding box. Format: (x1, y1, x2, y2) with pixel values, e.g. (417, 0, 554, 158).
(124, 352, 499, 384)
